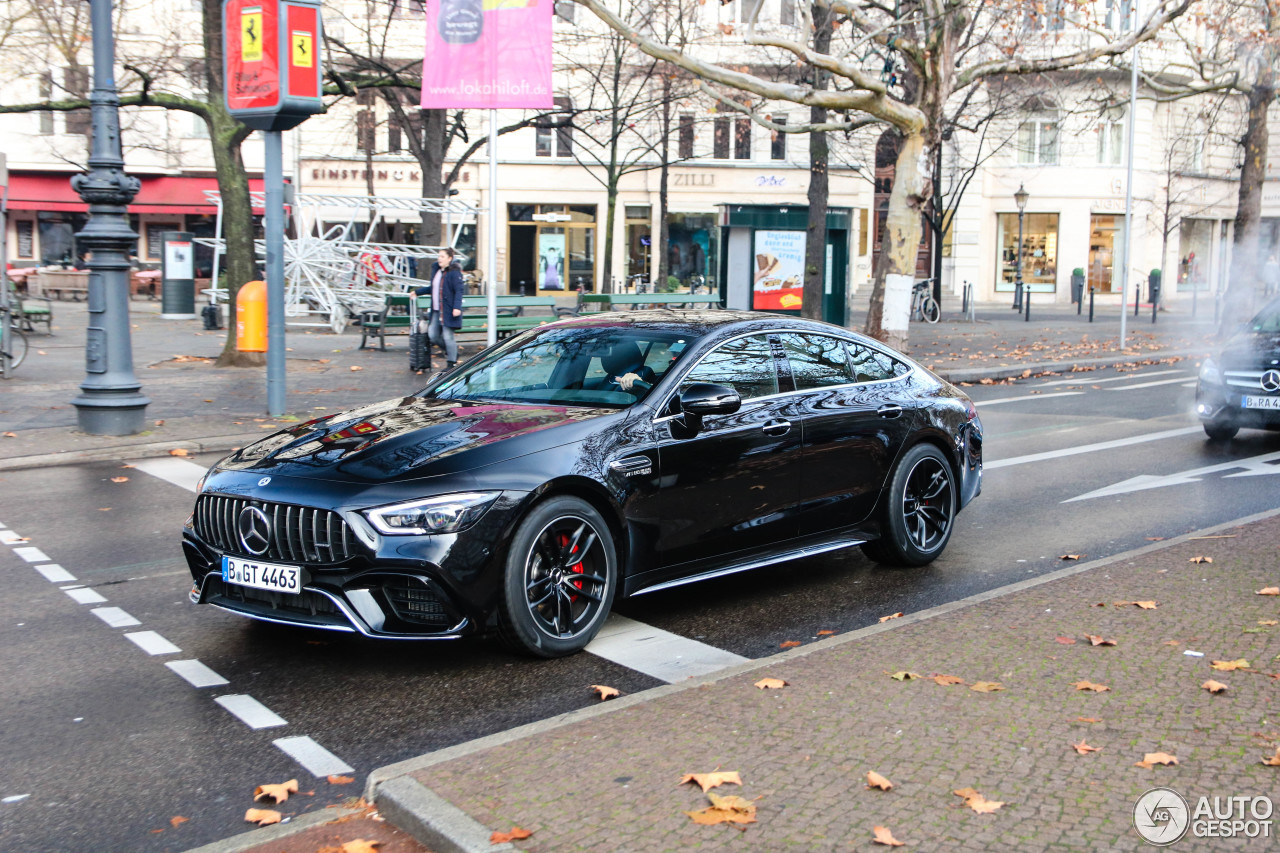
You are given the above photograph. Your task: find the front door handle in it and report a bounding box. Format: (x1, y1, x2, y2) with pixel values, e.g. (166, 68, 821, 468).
(877, 404, 903, 419)
(762, 419, 792, 436)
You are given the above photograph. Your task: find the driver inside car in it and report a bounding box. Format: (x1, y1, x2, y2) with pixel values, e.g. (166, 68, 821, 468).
(601, 340, 657, 394)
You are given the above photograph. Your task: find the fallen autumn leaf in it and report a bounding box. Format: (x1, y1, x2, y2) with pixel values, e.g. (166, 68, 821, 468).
(779, 640, 801, 648)
(866, 770, 894, 791)
(1071, 740, 1102, 754)
(679, 771, 742, 793)
(1211, 659, 1250, 671)
(110, 476, 129, 483)
(685, 792, 758, 826)
(754, 677, 788, 690)
(1262, 747, 1280, 767)
(252, 779, 298, 804)
(1201, 680, 1228, 694)
(1190, 556, 1213, 564)
(1257, 588, 1280, 596)
(1073, 681, 1110, 692)
(490, 826, 533, 843)
(1086, 635, 1117, 647)
(327, 775, 355, 785)
(954, 787, 1005, 813)
(890, 671, 922, 681)
(970, 681, 1004, 692)
(1134, 752, 1178, 769)
(169, 816, 188, 827)
(872, 825, 905, 846)
(930, 674, 965, 686)
(1055, 637, 1078, 645)
(243, 808, 282, 826)
(338, 841, 381, 853)
(879, 612, 904, 622)
(1060, 554, 1083, 561)
(591, 684, 620, 700)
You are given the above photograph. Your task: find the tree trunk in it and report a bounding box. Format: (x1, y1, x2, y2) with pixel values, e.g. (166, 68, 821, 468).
(1224, 84, 1271, 331)
(602, 175, 618, 292)
(802, 3, 832, 323)
(864, 132, 927, 353)
(202, 0, 262, 368)
(657, 75, 671, 292)
(419, 108, 447, 249)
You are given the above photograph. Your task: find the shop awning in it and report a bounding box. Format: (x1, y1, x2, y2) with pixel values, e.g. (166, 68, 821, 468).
(5, 173, 269, 215)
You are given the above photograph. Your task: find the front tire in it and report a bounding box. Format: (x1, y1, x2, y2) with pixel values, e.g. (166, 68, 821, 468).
(498, 496, 617, 658)
(861, 443, 956, 567)
(920, 296, 941, 324)
(1204, 419, 1239, 441)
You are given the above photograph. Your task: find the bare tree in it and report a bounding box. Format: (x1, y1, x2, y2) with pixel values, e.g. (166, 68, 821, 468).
(573, 0, 1194, 351)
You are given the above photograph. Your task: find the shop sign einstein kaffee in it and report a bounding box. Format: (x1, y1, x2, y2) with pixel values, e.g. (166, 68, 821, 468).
(304, 162, 472, 189)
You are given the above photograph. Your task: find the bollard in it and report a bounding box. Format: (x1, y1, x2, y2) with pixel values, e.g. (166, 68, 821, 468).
(1152, 298, 1158, 324)
(1089, 287, 1095, 322)
(1024, 287, 1031, 322)
(1134, 282, 1141, 317)
(961, 282, 968, 315)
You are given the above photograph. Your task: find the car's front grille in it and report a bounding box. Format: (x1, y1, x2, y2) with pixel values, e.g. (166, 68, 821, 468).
(195, 494, 359, 565)
(1224, 370, 1276, 391)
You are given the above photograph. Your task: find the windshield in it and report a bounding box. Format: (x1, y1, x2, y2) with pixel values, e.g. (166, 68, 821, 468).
(1249, 300, 1280, 334)
(428, 326, 695, 408)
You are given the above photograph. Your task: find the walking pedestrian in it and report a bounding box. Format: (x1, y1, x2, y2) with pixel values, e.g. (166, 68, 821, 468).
(1263, 253, 1279, 297)
(414, 247, 465, 374)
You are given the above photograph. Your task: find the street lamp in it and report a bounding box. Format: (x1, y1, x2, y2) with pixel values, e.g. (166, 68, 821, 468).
(1012, 184, 1029, 313)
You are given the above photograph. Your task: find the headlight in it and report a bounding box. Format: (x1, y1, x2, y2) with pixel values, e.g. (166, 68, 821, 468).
(1198, 358, 1220, 384)
(364, 492, 501, 536)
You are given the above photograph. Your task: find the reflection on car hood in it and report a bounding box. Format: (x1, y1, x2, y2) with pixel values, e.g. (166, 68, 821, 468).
(1219, 332, 1280, 370)
(217, 396, 614, 481)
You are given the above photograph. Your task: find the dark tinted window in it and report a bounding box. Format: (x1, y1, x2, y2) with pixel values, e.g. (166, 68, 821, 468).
(847, 342, 909, 382)
(778, 333, 853, 390)
(681, 334, 778, 401)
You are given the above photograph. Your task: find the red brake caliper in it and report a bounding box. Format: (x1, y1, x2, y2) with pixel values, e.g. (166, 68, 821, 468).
(559, 532, 585, 600)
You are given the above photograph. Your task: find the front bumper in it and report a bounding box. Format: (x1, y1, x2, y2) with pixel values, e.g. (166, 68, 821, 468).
(1195, 381, 1280, 431)
(183, 490, 529, 638)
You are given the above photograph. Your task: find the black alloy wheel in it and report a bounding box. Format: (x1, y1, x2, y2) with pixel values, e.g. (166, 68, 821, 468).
(498, 496, 617, 657)
(861, 443, 956, 567)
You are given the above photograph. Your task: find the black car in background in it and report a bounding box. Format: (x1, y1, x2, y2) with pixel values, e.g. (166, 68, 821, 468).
(1196, 298, 1280, 440)
(183, 311, 983, 657)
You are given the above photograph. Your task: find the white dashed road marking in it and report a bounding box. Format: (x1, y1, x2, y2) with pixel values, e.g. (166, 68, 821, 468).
(166, 659, 230, 688)
(90, 606, 141, 628)
(35, 564, 76, 583)
(0, 530, 26, 544)
(273, 736, 355, 777)
(1106, 376, 1201, 391)
(975, 391, 1085, 407)
(13, 547, 50, 563)
(1030, 369, 1187, 389)
(124, 631, 182, 656)
(63, 587, 107, 605)
(131, 458, 207, 492)
(986, 426, 1203, 470)
(586, 615, 750, 683)
(215, 694, 288, 729)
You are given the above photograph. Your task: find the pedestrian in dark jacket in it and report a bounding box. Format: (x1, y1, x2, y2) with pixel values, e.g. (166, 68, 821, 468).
(414, 247, 465, 370)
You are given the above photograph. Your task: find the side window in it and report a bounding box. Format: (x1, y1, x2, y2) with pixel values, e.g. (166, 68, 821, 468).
(847, 342, 909, 382)
(779, 333, 853, 390)
(680, 334, 778, 401)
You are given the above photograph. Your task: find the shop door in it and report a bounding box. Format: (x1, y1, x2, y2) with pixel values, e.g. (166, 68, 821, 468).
(1088, 215, 1124, 294)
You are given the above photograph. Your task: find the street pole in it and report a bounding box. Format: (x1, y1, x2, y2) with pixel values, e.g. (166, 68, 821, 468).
(1, 154, 9, 381)
(264, 130, 286, 416)
(1118, 0, 1140, 351)
(1015, 208, 1025, 312)
(486, 108, 497, 348)
(72, 0, 150, 435)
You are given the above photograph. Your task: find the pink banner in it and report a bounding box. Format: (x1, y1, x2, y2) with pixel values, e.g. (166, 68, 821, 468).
(421, 0, 553, 110)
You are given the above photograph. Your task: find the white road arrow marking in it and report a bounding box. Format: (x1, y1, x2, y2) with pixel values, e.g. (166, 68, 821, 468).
(1064, 451, 1280, 502)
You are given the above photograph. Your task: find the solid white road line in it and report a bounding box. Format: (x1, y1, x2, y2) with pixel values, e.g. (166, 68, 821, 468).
(586, 615, 750, 683)
(12, 547, 50, 563)
(35, 564, 77, 583)
(1107, 376, 1201, 390)
(215, 694, 288, 729)
(166, 659, 230, 688)
(976, 391, 1085, 407)
(1030, 369, 1187, 388)
(124, 631, 182, 656)
(131, 458, 207, 492)
(0, 530, 26, 544)
(273, 736, 355, 777)
(63, 587, 107, 604)
(985, 426, 1203, 470)
(90, 606, 141, 628)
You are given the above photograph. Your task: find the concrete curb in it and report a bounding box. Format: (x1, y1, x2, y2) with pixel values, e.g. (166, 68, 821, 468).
(363, 503, 1280, 852)
(375, 776, 516, 853)
(182, 806, 365, 853)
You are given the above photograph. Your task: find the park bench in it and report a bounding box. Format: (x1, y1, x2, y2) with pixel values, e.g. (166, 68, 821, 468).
(6, 281, 53, 335)
(358, 292, 414, 350)
(580, 292, 723, 311)
(457, 295, 563, 339)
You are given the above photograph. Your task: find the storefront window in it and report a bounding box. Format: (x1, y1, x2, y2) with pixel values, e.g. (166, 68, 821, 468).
(1178, 219, 1213, 292)
(666, 212, 719, 292)
(996, 212, 1058, 292)
(1088, 214, 1126, 294)
(508, 204, 596, 294)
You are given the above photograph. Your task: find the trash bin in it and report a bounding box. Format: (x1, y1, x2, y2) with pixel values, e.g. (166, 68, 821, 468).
(160, 230, 197, 319)
(1071, 268, 1085, 304)
(1148, 269, 1162, 305)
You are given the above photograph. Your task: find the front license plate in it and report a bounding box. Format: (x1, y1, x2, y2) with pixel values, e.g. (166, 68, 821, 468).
(222, 555, 302, 594)
(1242, 395, 1280, 410)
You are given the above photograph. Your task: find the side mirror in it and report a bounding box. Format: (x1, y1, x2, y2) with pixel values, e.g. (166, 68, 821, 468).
(677, 382, 740, 434)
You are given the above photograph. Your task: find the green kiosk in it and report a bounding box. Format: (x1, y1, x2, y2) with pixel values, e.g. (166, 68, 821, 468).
(717, 204, 852, 326)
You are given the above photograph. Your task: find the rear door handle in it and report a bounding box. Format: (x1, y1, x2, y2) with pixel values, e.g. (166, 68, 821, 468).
(877, 404, 903, 419)
(762, 419, 792, 436)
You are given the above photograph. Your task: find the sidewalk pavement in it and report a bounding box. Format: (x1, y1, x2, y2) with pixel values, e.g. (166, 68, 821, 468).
(5, 292, 1259, 853)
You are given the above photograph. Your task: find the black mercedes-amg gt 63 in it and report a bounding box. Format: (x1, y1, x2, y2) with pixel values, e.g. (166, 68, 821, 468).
(1196, 297, 1280, 440)
(183, 311, 983, 657)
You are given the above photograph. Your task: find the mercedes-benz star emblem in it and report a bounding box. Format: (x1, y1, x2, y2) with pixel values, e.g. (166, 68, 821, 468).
(237, 506, 272, 556)
(258, 476, 272, 487)
(1261, 370, 1280, 393)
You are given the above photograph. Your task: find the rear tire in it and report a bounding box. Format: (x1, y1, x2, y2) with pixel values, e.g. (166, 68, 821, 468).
(861, 443, 956, 568)
(497, 496, 617, 658)
(1204, 419, 1239, 441)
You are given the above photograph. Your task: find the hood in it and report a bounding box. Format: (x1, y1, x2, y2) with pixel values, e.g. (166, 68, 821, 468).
(217, 396, 616, 482)
(1218, 331, 1280, 371)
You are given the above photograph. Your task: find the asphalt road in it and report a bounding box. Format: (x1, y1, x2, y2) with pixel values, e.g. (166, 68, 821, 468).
(2, 362, 1278, 851)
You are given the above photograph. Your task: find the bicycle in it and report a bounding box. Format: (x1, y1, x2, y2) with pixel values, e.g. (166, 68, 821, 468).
(1, 306, 30, 378)
(911, 278, 941, 324)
